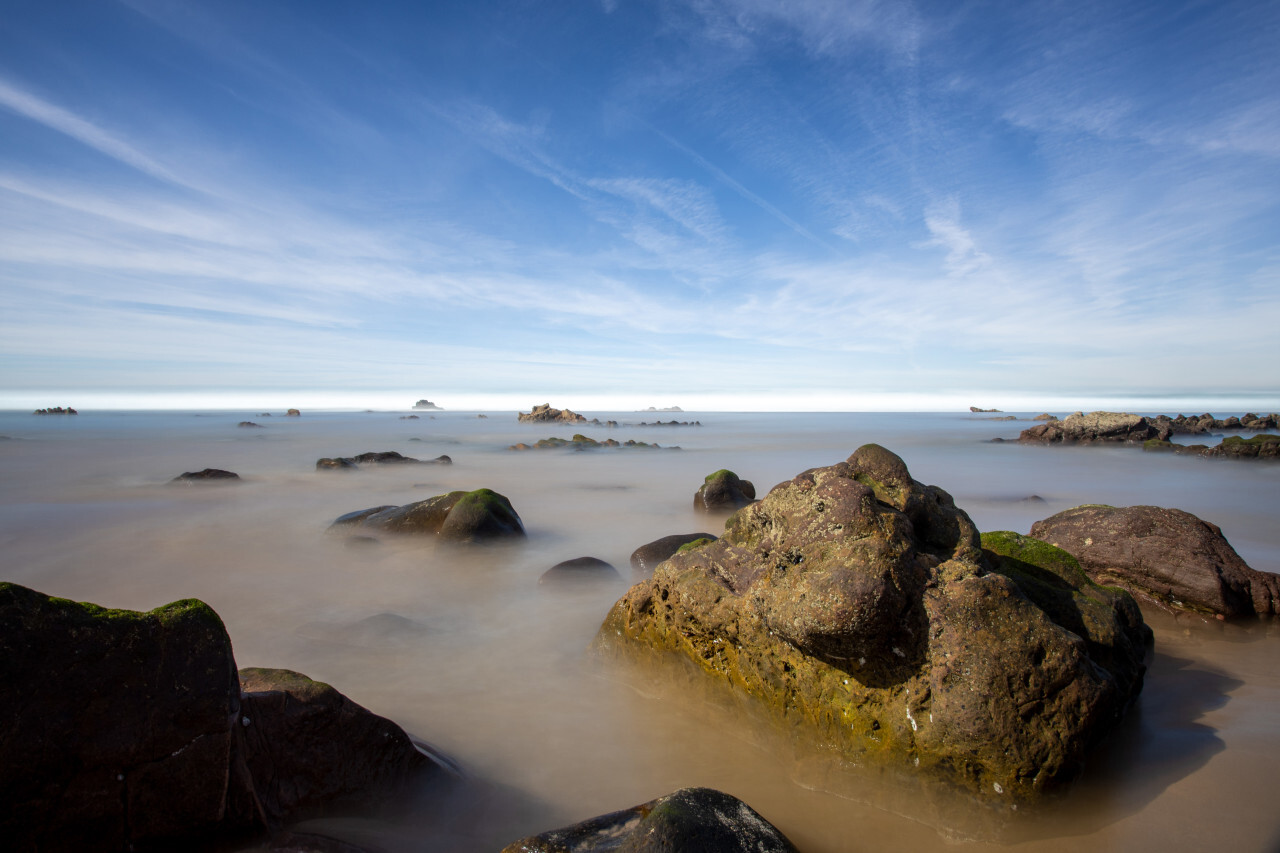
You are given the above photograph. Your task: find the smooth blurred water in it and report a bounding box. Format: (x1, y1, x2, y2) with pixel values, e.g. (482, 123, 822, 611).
(1, 409, 1277, 852)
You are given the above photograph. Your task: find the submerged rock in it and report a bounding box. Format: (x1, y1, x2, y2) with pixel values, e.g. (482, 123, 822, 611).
(316, 451, 452, 470)
(693, 469, 756, 512)
(594, 445, 1149, 800)
(1030, 505, 1280, 618)
(630, 532, 720, 573)
(539, 556, 621, 585)
(501, 787, 799, 853)
(333, 489, 525, 544)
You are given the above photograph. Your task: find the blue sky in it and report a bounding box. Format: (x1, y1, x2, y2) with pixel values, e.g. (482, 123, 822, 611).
(1, 0, 1277, 411)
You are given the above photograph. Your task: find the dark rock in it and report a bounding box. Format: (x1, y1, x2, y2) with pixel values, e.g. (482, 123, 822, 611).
(317, 457, 360, 471)
(317, 452, 452, 471)
(172, 468, 240, 483)
(1205, 434, 1280, 460)
(353, 451, 420, 465)
(518, 403, 587, 424)
(539, 557, 621, 585)
(238, 668, 432, 826)
(693, 469, 756, 512)
(595, 445, 1149, 800)
(500, 787, 799, 853)
(1031, 504, 1280, 618)
(238, 421, 263, 428)
(338, 489, 526, 544)
(0, 583, 254, 851)
(1018, 411, 1168, 444)
(400, 415, 419, 420)
(509, 435, 666, 451)
(33, 406, 78, 415)
(630, 532, 720, 572)
(412, 399, 443, 411)
(970, 406, 1001, 412)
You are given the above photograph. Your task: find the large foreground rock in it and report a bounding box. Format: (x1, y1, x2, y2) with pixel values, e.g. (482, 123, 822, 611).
(1030, 505, 1280, 618)
(594, 445, 1149, 800)
(332, 488, 525, 544)
(501, 787, 799, 853)
(0, 584, 437, 852)
(1018, 411, 1170, 444)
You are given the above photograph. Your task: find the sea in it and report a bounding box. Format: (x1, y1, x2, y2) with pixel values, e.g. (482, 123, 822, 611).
(1, 409, 1277, 853)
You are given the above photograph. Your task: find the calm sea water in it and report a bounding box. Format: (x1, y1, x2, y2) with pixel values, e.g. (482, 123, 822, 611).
(1, 409, 1278, 852)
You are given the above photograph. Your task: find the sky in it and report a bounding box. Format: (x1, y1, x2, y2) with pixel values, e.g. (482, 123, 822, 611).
(1, 0, 1278, 412)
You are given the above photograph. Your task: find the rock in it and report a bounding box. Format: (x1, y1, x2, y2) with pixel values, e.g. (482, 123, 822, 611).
(693, 469, 756, 512)
(970, 406, 1001, 413)
(0, 583, 254, 851)
(1030, 505, 1280, 618)
(287, 409, 301, 416)
(0, 584, 441, 851)
(316, 452, 451, 470)
(501, 787, 799, 853)
(335, 489, 526, 544)
(1205, 434, 1280, 460)
(595, 445, 1149, 800)
(509, 435, 667, 451)
(1033, 413, 1058, 421)
(238, 668, 432, 826)
(1017, 411, 1168, 444)
(239, 421, 263, 428)
(630, 532, 720, 573)
(317, 457, 360, 471)
(539, 557, 621, 585)
(172, 468, 240, 482)
(518, 403, 587, 424)
(400, 415, 419, 420)
(33, 406, 78, 415)
(412, 399, 443, 410)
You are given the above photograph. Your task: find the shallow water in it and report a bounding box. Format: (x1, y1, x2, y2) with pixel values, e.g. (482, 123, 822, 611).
(2, 410, 1278, 852)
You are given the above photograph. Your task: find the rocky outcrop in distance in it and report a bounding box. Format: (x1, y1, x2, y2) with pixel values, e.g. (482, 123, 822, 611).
(969, 406, 1001, 413)
(316, 451, 452, 470)
(509, 435, 669, 451)
(502, 787, 799, 853)
(172, 468, 240, 483)
(33, 406, 78, 415)
(412, 399, 443, 410)
(1030, 504, 1280, 619)
(693, 469, 756, 512)
(637, 419, 702, 426)
(286, 409, 301, 416)
(331, 488, 525, 544)
(519, 403, 587, 424)
(0, 583, 438, 852)
(1143, 434, 1280, 460)
(1017, 411, 1171, 444)
(594, 445, 1150, 801)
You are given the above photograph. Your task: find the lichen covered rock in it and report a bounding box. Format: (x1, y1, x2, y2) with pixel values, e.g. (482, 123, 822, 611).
(693, 469, 756, 512)
(594, 446, 1149, 800)
(333, 489, 525, 544)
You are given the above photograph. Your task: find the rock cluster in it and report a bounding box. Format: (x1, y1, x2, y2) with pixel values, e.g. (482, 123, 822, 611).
(32, 406, 78, 415)
(1018, 411, 1171, 444)
(1142, 434, 1280, 460)
(1159, 412, 1280, 433)
(1030, 505, 1280, 618)
(518, 404, 587, 424)
(331, 488, 525, 544)
(0, 583, 436, 852)
(509, 435, 668, 451)
(595, 445, 1150, 800)
(316, 451, 452, 470)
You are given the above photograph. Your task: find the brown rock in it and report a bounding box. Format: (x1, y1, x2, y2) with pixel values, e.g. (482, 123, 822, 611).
(518, 403, 587, 424)
(1018, 411, 1168, 444)
(1031, 504, 1280, 618)
(693, 469, 755, 512)
(629, 532, 719, 572)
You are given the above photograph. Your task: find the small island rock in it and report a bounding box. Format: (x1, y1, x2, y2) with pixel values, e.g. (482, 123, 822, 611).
(172, 468, 240, 483)
(518, 403, 587, 424)
(693, 469, 755, 512)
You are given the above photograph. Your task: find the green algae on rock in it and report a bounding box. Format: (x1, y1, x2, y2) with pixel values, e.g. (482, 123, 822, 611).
(331, 488, 525, 543)
(593, 445, 1150, 802)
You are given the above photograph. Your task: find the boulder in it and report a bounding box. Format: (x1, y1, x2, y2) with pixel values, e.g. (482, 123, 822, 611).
(239, 421, 263, 428)
(1030, 505, 1280, 618)
(334, 489, 525, 544)
(0, 584, 440, 851)
(172, 468, 240, 482)
(287, 409, 301, 417)
(693, 470, 756, 512)
(238, 668, 431, 825)
(595, 445, 1149, 800)
(316, 452, 452, 470)
(630, 532, 719, 573)
(501, 787, 799, 853)
(518, 403, 587, 424)
(539, 557, 621, 585)
(1018, 411, 1169, 444)
(1205, 434, 1280, 460)
(0, 584, 254, 851)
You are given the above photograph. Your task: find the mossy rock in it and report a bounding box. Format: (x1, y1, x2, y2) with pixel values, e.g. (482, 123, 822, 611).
(676, 537, 715, 554)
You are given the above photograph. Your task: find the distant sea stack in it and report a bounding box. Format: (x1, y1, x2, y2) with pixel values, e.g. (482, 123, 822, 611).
(518, 403, 586, 424)
(413, 399, 443, 410)
(33, 406, 77, 415)
(640, 406, 683, 412)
